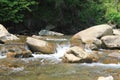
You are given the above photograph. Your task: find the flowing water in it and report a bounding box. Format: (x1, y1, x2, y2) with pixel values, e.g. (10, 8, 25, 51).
(0, 35, 120, 80)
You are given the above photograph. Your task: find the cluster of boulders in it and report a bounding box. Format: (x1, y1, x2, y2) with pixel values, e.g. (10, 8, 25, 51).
(62, 24, 120, 63)
(0, 24, 60, 58)
(0, 24, 120, 64)
(0, 24, 33, 58)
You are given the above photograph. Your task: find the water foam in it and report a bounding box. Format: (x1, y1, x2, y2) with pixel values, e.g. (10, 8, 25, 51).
(0, 55, 6, 59)
(80, 63, 120, 68)
(32, 43, 70, 61)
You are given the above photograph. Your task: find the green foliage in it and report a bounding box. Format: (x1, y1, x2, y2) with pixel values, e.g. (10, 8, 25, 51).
(33, 0, 106, 30)
(0, 0, 37, 23)
(103, 0, 120, 26)
(2, 0, 120, 34)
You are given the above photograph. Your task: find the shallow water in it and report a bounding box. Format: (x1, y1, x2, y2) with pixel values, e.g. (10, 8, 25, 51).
(0, 60, 120, 80)
(0, 35, 120, 80)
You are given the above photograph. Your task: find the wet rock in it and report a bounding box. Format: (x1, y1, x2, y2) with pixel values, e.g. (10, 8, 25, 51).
(0, 41, 33, 58)
(101, 35, 120, 49)
(108, 52, 120, 59)
(102, 57, 120, 64)
(97, 76, 114, 80)
(98, 50, 120, 64)
(0, 24, 19, 43)
(39, 30, 64, 36)
(84, 43, 99, 50)
(62, 46, 99, 63)
(0, 34, 19, 42)
(26, 37, 56, 54)
(70, 38, 83, 47)
(6, 50, 32, 58)
(70, 24, 112, 50)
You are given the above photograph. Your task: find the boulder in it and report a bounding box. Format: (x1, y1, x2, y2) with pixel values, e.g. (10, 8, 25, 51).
(0, 24, 9, 37)
(101, 35, 120, 49)
(62, 46, 99, 63)
(0, 34, 19, 42)
(39, 30, 64, 36)
(26, 37, 56, 54)
(70, 24, 113, 49)
(113, 29, 120, 35)
(0, 24, 19, 42)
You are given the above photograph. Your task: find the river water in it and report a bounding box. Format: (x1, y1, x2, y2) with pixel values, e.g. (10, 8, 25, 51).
(0, 35, 120, 80)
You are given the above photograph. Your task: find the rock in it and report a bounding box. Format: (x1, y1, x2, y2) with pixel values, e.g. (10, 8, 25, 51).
(26, 37, 56, 54)
(6, 50, 32, 58)
(113, 29, 120, 35)
(0, 43, 33, 58)
(102, 57, 120, 64)
(98, 50, 120, 64)
(70, 24, 113, 49)
(62, 46, 99, 63)
(39, 30, 64, 36)
(97, 76, 114, 80)
(101, 35, 120, 49)
(70, 38, 83, 47)
(71, 24, 113, 43)
(108, 52, 120, 58)
(0, 24, 19, 42)
(84, 43, 98, 50)
(0, 24, 9, 37)
(0, 34, 19, 42)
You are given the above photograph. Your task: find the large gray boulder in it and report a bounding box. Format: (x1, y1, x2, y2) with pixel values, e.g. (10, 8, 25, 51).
(39, 30, 64, 36)
(0, 24, 19, 42)
(101, 35, 120, 49)
(70, 24, 113, 49)
(26, 37, 56, 54)
(62, 46, 99, 63)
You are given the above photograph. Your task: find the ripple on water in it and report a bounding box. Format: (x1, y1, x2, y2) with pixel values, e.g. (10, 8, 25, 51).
(11, 67, 24, 72)
(80, 63, 120, 68)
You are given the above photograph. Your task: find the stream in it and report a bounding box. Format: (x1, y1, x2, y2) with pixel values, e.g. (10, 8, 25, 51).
(0, 35, 120, 80)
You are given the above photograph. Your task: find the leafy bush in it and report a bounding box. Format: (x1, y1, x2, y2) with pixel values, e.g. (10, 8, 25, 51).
(0, 0, 37, 23)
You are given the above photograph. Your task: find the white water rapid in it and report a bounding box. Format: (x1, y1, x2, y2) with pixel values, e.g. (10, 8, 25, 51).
(32, 42, 70, 61)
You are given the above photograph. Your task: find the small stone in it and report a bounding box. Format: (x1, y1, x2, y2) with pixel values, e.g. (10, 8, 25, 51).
(97, 76, 114, 80)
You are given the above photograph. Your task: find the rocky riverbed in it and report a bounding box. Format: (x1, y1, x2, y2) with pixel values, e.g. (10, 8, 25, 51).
(0, 24, 120, 80)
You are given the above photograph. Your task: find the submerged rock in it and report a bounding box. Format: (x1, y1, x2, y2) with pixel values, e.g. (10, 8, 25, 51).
(26, 37, 56, 54)
(62, 46, 99, 63)
(98, 50, 120, 64)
